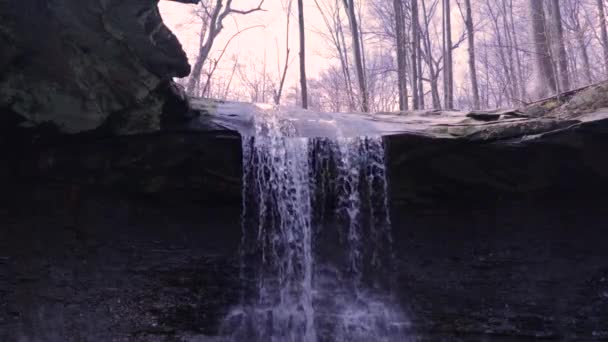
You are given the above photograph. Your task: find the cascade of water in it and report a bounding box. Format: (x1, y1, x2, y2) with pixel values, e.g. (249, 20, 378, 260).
(220, 107, 408, 342)
(311, 137, 404, 342)
(223, 108, 316, 342)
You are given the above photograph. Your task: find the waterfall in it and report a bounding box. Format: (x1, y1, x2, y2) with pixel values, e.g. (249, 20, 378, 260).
(220, 107, 408, 342)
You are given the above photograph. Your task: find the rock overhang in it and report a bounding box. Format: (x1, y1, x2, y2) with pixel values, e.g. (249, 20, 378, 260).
(190, 81, 608, 144)
(0, 0, 198, 134)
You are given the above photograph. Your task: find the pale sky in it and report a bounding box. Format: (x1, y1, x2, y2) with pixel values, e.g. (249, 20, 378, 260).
(159, 0, 334, 85)
(159, 0, 467, 100)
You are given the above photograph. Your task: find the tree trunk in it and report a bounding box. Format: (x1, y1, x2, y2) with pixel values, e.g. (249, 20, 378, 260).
(598, 0, 608, 76)
(337, 12, 356, 110)
(421, 0, 441, 109)
(417, 27, 425, 109)
(411, 0, 420, 110)
(464, 0, 480, 109)
(529, 0, 557, 96)
(357, 7, 368, 105)
(186, 22, 209, 96)
(549, 0, 570, 91)
(501, 0, 519, 104)
(186, 1, 225, 96)
(393, 0, 408, 111)
(482, 36, 491, 108)
(577, 32, 592, 84)
(298, 0, 308, 109)
(344, 0, 369, 112)
(507, 0, 526, 101)
(443, 0, 454, 109)
(274, 1, 293, 105)
(487, 1, 515, 105)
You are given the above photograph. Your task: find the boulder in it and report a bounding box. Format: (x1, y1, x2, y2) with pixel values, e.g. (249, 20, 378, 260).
(0, 0, 195, 134)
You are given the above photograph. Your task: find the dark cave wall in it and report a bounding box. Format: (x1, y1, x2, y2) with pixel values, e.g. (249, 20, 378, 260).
(385, 118, 608, 208)
(382, 120, 608, 339)
(393, 199, 608, 340)
(1, 123, 608, 340)
(5, 115, 608, 213)
(1, 184, 608, 341)
(0, 186, 242, 342)
(0, 129, 244, 206)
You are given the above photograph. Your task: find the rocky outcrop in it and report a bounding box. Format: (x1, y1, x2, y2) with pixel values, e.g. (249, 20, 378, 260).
(0, 0, 195, 134)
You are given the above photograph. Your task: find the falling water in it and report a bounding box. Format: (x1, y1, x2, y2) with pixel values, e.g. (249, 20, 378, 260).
(220, 107, 408, 342)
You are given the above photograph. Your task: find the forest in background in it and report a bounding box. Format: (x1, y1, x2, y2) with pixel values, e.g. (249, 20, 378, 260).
(176, 0, 608, 112)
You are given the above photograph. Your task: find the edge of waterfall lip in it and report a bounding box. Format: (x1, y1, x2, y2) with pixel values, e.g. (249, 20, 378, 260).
(189, 95, 608, 142)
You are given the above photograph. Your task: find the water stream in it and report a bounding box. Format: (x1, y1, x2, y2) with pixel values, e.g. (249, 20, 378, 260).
(220, 106, 408, 341)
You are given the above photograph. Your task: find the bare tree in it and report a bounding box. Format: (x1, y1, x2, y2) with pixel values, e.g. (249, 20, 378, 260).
(273, 0, 294, 105)
(416, 14, 425, 109)
(208, 0, 608, 111)
(313, 65, 350, 112)
(507, 0, 527, 101)
(298, 0, 309, 108)
(343, 0, 370, 112)
(411, 0, 420, 109)
(366, 51, 400, 112)
(562, 0, 593, 84)
(462, 0, 480, 109)
(420, 0, 442, 109)
(529, 0, 557, 97)
(186, 0, 265, 96)
(201, 25, 263, 97)
(222, 55, 240, 99)
(393, 0, 409, 110)
(443, 0, 454, 109)
(485, 0, 517, 106)
(238, 59, 272, 103)
(313, 0, 357, 110)
(598, 0, 608, 76)
(548, 0, 570, 91)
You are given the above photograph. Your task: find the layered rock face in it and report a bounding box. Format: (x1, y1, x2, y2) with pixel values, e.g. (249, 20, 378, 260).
(0, 0, 192, 134)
